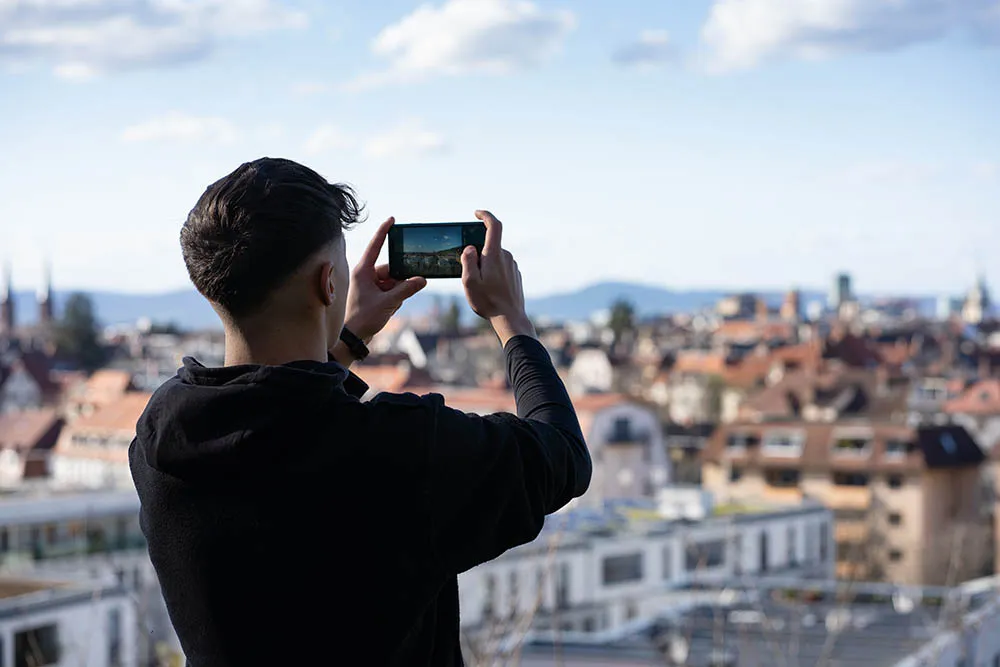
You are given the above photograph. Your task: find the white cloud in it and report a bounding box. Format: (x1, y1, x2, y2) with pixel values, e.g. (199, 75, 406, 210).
(0, 0, 307, 78)
(347, 0, 575, 89)
(612, 30, 677, 68)
(303, 125, 351, 155)
(120, 112, 239, 144)
(363, 120, 447, 159)
(699, 0, 1000, 73)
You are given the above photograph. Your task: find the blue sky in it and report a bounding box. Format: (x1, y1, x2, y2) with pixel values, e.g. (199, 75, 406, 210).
(1, 0, 998, 300)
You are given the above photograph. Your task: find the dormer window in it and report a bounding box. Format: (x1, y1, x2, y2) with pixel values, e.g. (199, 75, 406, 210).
(726, 432, 759, 449)
(762, 430, 804, 456)
(832, 438, 870, 456)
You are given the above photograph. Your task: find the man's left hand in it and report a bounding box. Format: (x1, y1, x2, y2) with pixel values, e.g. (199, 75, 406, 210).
(341, 216, 427, 346)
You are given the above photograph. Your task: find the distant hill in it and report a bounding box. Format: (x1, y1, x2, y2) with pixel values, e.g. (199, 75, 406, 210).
(7, 282, 937, 330)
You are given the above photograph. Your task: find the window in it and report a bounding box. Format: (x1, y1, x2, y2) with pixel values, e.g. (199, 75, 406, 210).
(836, 541, 855, 562)
(556, 563, 570, 609)
(662, 546, 673, 581)
(887, 474, 904, 489)
(602, 553, 643, 585)
(764, 469, 800, 488)
(832, 436, 871, 456)
(760, 532, 769, 572)
(819, 523, 829, 562)
(889, 549, 903, 562)
(834, 508, 867, 521)
(888, 513, 902, 527)
(482, 574, 496, 619)
(832, 472, 869, 487)
(733, 534, 743, 575)
(885, 440, 909, 457)
(729, 467, 743, 482)
(625, 600, 639, 620)
(685, 540, 726, 571)
(787, 526, 797, 566)
(15, 624, 60, 667)
(726, 432, 759, 449)
(611, 417, 633, 443)
(0, 527, 7, 553)
(108, 608, 122, 667)
(762, 430, 804, 456)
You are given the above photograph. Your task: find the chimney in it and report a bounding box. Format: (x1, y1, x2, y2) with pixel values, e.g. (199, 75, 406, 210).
(1, 261, 13, 336)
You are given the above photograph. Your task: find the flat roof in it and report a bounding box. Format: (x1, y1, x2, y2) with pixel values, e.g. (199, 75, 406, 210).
(0, 577, 128, 619)
(0, 488, 139, 526)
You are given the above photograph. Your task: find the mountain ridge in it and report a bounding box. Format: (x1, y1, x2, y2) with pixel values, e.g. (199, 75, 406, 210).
(5, 282, 937, 330)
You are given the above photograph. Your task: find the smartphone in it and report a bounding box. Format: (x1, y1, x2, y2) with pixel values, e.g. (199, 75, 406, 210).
(388, 222, 487, 279)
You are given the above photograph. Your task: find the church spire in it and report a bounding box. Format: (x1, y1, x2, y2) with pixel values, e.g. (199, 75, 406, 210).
(1, 261, 14, 335)
(37, 259, 54, 326)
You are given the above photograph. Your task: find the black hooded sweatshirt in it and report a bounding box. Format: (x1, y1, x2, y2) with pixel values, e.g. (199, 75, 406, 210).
(129, 335, 591, 666)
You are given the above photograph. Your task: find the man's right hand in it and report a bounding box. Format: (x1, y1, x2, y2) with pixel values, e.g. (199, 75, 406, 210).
(460, 210, 537, 347)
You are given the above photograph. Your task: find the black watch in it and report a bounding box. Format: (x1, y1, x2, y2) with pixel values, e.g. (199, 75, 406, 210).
(339, 327, 370, 361)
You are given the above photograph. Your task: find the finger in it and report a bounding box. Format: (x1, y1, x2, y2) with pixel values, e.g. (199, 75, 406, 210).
(374, 264, 393, 281)
(475, 210, 502, 257)
(360, 217, 395, 268)
(389, 276, 427, 301)
(461, 245, 481, 285)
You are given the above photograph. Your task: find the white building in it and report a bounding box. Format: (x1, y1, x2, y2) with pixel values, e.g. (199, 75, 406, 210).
(458, 495, 833, 636)
(0, 489, 182, 665)
(0, 577, 137, 667)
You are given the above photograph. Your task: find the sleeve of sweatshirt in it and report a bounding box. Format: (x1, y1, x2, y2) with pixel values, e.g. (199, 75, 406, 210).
(423, 335, 592, 575)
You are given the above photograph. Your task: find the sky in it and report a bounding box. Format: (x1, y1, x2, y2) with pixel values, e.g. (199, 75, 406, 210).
(404, 226, 462, 253)
(1, 0, 998, 301)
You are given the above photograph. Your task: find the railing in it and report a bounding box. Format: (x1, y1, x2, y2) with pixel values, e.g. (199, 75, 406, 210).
(0, 535, 147, 564)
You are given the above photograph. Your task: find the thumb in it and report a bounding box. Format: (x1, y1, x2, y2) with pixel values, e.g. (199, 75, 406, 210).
(389, 276, 427, 302)
(461, 246, 481, 283)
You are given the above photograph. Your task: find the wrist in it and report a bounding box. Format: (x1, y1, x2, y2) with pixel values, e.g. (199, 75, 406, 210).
(329, 340, 357, 369)
(490, 313, 536, 347)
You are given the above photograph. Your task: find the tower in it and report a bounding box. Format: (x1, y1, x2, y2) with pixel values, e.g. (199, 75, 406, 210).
(781, 289, 802, 322)
(1, 262, 13, 336)
(962, 274, 991, 326)
(37, 260, 54, 327)
(829, 272, 852, 311)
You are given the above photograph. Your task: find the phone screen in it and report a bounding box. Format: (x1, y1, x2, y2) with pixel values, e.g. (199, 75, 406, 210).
(388, 222, 486, 279)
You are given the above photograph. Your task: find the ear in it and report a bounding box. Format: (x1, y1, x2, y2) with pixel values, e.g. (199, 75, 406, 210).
(318, 262, 336, 307)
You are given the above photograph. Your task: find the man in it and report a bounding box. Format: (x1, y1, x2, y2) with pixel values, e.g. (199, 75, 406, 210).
(129, 157, 591, 666)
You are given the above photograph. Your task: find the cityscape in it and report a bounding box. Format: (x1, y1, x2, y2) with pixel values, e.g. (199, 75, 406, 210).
(2, 0, 997, 664)
(0, 263, 998, 665)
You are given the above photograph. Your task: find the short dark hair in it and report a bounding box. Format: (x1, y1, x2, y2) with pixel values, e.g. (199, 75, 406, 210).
(180, 157, 363, 317)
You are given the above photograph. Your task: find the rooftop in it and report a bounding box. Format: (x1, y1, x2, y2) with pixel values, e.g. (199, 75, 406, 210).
(0, 408, 61, 450)
(513, 576, 1000, 667)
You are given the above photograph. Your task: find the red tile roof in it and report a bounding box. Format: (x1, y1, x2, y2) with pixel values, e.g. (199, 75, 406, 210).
(70, 392, 152, 434)
(0, 409, 62, 451)
(944, 379, 1000, 415)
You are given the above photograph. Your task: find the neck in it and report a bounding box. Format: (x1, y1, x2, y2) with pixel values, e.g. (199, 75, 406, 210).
(223, 319, 329, 367)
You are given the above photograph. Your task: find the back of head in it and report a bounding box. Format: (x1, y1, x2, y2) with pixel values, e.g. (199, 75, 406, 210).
(180, 157, 363, 319)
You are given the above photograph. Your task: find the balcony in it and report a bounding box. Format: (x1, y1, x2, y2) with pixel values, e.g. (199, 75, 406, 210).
(0, 534, 147, 564)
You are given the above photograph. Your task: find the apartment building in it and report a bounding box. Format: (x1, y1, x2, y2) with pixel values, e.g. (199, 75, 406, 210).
(703, 418, 985, 585)
(458, 495, 833, 638)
